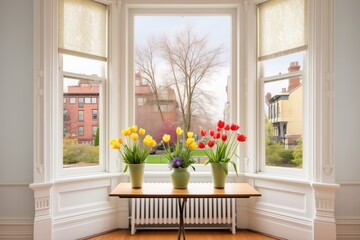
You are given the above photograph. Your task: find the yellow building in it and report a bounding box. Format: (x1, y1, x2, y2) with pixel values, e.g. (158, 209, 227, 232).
(267, 62, 302, 148)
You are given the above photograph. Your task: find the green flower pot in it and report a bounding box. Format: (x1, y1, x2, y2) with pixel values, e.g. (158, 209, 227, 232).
(210, 162, 227, 189)
(128, 163, 145, 189)
(171, 167, 190, 189)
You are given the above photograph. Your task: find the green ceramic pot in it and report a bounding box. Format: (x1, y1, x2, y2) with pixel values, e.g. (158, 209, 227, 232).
(210, 162, 227, 189)
(128, 163, 145, 189)
(171, 167, 190, 189)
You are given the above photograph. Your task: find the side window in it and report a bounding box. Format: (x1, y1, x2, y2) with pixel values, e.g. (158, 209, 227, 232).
(258, 0, 306, 171)
(59, 0, 107, 169)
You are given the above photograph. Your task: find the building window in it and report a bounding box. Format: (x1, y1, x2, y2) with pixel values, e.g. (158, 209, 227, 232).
(63, 109, 68, 121)
(63, 126, 67, 137)
(258, 0, 306, 171)
(78, 110, 84, 122)
(59, 0, 107, 169)
(92, 109, 98, 120)
(92, 125, 98, 136)
(64, 97, 66, 103)
(137, 97, 144, 106)
(78, 97, 84, 108)
(78, 126, 84, 136)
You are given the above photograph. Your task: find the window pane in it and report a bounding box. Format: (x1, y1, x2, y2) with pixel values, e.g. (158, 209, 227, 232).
(264, 60, 303, 168)
(78, 97, 84, 108)
(260, 52, 304, 78)
(63, 54, 106, 77)
(134, 16, 231, 164)
(63, 77, 100, 167)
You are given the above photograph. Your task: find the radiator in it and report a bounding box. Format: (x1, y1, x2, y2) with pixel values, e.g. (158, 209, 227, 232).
(130, 198, 236, 234)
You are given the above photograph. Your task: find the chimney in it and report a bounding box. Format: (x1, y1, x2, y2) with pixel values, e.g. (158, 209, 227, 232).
(265, 92, 272, 106)
(288, 61, 301, 92)
(281, 88, 287, 93)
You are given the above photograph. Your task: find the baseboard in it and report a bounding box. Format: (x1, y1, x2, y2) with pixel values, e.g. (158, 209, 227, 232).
(336, 217, 360, 240)
(52, 208, 119, 240)
(248, 209, 313, 240)
(0, 218, 33, 240)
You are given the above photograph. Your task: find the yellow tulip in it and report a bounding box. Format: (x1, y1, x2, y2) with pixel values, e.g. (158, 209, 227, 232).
(130, 125, 138, 133)
(117, 137, 123, 144)
(139, 128, 145, 136)
(186, 137, 195, 146)
(122, 128, 131, 136)
(112, 141, 120, 149)
(143, 135, 152, 145)
(162, 134, 171, 143)
(189, 142, 198, 150)
(109, 138, 117, 145)
(150, 140, 157, 148)
(131, 133, 138, 141)
(176, 127, 183, 135)
(187, 132, 194, 138)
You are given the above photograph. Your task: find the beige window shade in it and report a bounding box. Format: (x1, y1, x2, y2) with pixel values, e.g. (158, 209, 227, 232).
(58, 0, 107, 61)
(258, 0, 307, 61)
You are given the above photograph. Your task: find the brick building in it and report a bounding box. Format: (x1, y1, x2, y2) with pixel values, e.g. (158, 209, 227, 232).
(134, 71, 178, 143)
(63, 81, 99, 145)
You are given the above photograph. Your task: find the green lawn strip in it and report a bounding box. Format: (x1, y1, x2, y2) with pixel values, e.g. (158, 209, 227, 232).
(147, 149, 207, 164)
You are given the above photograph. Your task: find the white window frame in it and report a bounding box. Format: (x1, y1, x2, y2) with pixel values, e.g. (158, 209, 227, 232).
(123, 3, 242, 174)
(55, 0, 118, 178)
(247, 0, 310, 179)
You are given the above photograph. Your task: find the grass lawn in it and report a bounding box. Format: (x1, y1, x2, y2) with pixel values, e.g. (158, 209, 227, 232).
(147, 149, 207, 164)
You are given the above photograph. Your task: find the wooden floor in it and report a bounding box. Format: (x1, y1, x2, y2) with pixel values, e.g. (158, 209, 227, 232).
(87, 229, 279, 240)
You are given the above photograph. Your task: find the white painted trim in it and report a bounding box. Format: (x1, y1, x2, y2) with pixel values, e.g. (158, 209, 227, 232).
(249, 209, 313, 240)
(0, 218, 33, 240)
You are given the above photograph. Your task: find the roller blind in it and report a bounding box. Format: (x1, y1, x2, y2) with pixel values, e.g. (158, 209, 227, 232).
(258, 0, 307, 61)
(58, 0, 107, 61)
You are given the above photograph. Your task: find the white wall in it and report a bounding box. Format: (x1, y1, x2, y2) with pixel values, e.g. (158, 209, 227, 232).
(335, 0, 360, 239)
(0, 0, 34, 239)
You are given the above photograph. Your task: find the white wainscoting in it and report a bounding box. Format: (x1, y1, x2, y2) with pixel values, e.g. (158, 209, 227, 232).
(336, 182, 360, 240)
(246, 176, 314, 240)
(51, 175, 125, 240)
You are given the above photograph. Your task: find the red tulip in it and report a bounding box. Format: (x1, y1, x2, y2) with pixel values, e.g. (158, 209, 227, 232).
(217, 127, 221, 132)
(221, 134, 228, 141)
(208, 140, 215, 147)
(217, 120, 225, 129)
(237, 134, 247, 142)
(209, 130, 215, 137)
(224, 124, 230, 131)
(200, 129, 206, 137)
(230, 123, 240, 131)
(198, 141, 206, 149)
(214, 132, 221, 139)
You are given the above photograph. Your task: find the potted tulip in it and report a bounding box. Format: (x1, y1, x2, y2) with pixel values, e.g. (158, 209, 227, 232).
(162, 127, 197, 189)
(198, 120, 247, 189)
(109, 126, 156, 189)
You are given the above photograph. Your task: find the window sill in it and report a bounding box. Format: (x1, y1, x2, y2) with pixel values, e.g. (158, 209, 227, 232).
(245, 172, 312, 186)
(55, 172, 121, 184)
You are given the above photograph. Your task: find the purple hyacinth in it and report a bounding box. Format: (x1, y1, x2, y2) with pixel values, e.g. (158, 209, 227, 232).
(169, 157, 183, 169)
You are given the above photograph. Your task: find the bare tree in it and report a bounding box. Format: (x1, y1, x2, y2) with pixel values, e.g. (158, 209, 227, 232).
(160, 25, 224, 133)
(135, 38, 165, 122)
